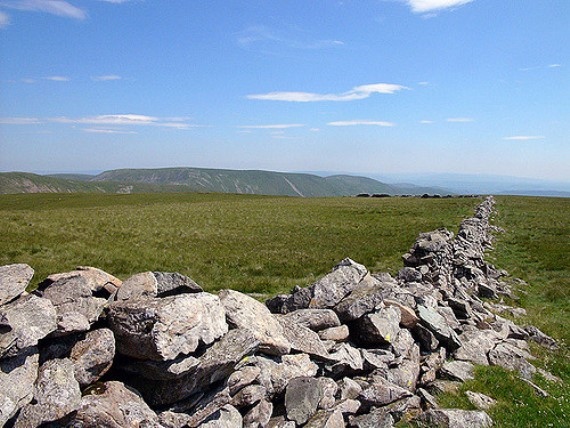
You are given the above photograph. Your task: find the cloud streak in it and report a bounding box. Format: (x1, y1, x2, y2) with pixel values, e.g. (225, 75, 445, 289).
(503, 135, 545, 141)
(1, 114, 197, 130)
(237, 25, 344, 51)
(45, 75, 70, 82)
(447, 117, 474, 123)
(0, 0, 87, 19)
(328, 120, 395, 127)
(0, 10, 9, 27)
(238, 124, 304, 130)
(247, 83, 408, 102)
(92, 75, 121, 81)
(405, 0, 474, 13)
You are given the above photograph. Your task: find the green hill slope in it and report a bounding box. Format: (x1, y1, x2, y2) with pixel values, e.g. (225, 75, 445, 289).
(1, 168, 445, 196)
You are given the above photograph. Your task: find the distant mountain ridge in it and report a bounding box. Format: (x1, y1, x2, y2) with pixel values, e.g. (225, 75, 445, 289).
(0, 168, 445, 196)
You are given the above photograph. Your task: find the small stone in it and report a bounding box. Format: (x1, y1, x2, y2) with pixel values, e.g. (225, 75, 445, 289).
(413, 409, 493, 428)
(280, 308, 341, 331)
(0, 264, 34, 306)
(465, 391, 496, 410)
(440, 360, 475, 383)
(285, 377, 323, 425)
(318, 325, 350, 342)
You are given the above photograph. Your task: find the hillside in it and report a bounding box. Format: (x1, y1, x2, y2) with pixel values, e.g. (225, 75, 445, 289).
(1, 168, 445, 196)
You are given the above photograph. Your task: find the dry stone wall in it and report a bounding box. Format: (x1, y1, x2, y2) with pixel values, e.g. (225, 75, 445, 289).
(0, 196, 559, 427)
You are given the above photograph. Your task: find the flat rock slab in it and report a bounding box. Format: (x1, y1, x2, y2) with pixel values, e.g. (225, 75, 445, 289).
(0, 294, 57, 358)
(440, 360, 475, 383)
(41, 266, 122, 295)
(70, 328, 116, 387)
(69, 381, 162, 427)
(108, 293, 228, 361)
(413, 409, 493, 428)
(116, 271, 203, 301)
(356, 306, 401, 346)
(280, 308, 341, 332)
(220, 289, 290, 356)
(0, 263, 34, 306)
(14, 358, 81, 428)
(285, 377, 323, 425)
(417, 305, 461, 351)
(0, 347, 39, 426)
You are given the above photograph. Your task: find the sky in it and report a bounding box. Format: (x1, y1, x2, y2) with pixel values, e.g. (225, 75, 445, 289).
(1, 0, 569, 182)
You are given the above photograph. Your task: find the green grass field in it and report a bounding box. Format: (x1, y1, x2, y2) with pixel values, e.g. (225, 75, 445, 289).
(0, 193, 568, 426)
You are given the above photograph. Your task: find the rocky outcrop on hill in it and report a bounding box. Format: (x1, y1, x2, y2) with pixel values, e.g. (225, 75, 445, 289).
(0, 196, 559, 427)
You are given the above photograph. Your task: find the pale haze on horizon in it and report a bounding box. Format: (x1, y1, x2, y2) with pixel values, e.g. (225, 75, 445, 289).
(1, 0, 569, 182)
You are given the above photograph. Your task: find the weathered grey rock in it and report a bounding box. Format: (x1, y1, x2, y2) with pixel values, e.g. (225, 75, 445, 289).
(454, 330, 500, 366)
(251, 354, 318, 397)
(265, 286, 312, 314)
(231, 384, 266, 408)
(419, 348, 446, 385)
(199, 404, 243, 428)
(267, 416, 295, 428)
(417, 305, 461, 351)
(285, 377, 323, 425)
(349, 408, 394, 428)
(0, 294, 57, 357)
(425, 380, 462, 396)
(116, 271, 203, 301)
(70, 381, 162, 427)
(465, 391, 496, 410)
(358, 377, 413, 407)
(417, 387, 439, 409)
(41, 266, 122, 295)
(398, 266, 423, 283)
(280, 308, 341, 331)
(326, 343, 364, 375)
(440, 360, 475, 383)
(447, 297, 473, 319)
(488, 342, 537, 379)
(385, 357, 421, 391)
(0, 263, 34, 306)
(356, 306, 401, 345)
(121, 354, 200, 381)
(361, 349, 394, 371)
(318, 324, 350, 342)
(332, 398, 360, 415)
(228, 366, 261, 396)
(69, 328, 115, 387)
(318, 377, 338, 410)
(220, 289, 290, 356)
(41, 275, 108, 335)
(304, 410, 345, 428)
(0, 347, 39, 426)
(308, 258, 368, 309)
(14, 358, 81, 427)
(108, 293, 228, 361)
(523, 325, 558, 350)
(413, 409, 492, 428)
(392, 328, 418, 359)
(338, 377, 363, 400)
(384, 299, 419, 328)
(279, 317, 331, 360)
(134, 328, 259, 406)
(413, 323, 440, 352)
(333, 274, 385, 321)
(243, 399, 272, 428)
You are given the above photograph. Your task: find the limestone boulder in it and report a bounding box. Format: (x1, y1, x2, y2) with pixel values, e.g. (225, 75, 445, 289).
(413, 409, 492, 428)
(107, 293, 228, 361)
(116, 271, 203, 301)
(0, 263, 34, 306)
(0, 294, 57, 358)
(220, 289, 290, 356)
(280, 308, 341, 331)
(70, 328, 115, 387)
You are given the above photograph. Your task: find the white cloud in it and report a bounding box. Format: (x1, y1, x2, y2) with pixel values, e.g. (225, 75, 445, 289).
(503, 135, 545, 141)
(0, 0, 87, 19)
(405, 0, 474, 13)
(247, 83, 408, 102)
(92, 75, 121, 81)
(1, 114, 197, 130)
(328, 120, 395, 127)
(83, 128, 137, 134)
(420, 120, 434, 124)
(97, 0, 133, 3)
(238, 124, 304, 130)
(237, 25, 345, 51)
(446, 117, 474, 122)
(0, 117, 41, 124)
(45, 75, 70, 82)
(0, 10, 10, 27)
(21, 78, 35, 84)
(548, 64, 562, 68)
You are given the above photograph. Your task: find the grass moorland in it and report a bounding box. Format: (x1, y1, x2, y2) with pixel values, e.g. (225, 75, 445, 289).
(0, 193, 568, 426)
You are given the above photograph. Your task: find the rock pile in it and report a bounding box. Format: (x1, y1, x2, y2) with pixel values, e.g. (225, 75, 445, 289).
(0, 196, 558, 427)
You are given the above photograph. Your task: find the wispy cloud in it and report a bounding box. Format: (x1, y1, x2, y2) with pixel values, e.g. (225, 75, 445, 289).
(503, 135, 545, 141)
(237, 25, 344, 51)
(328, 120, 395, 127)
(1, 114, 197, 130)
(405, 0, 474, 14)
(92, 74, 121, 81)
(83, 128, 137, 134)
(0, 0, 87, 19)
(238, 124, 304, 130)
(548, 64, 562, 68)
(0, 117, 41, 124)
(0, 10, 9, 27)
(420, 120, 434, 124)
(45, 75, 70, 82)
(247, 83, 408, 102)
(447, 117, 474, 123)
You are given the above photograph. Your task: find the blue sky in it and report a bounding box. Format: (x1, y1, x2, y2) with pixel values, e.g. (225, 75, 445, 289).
(1, 0, 569, 181)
